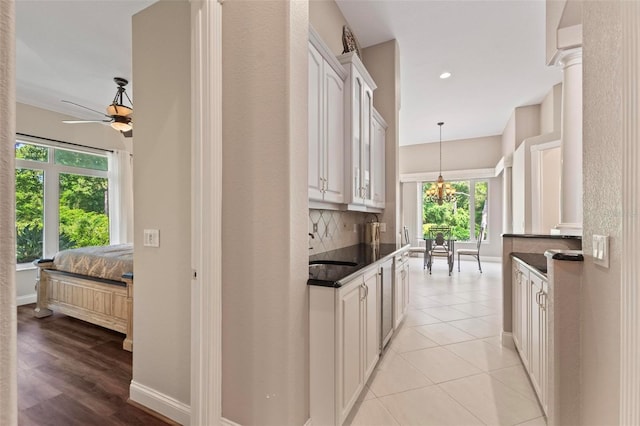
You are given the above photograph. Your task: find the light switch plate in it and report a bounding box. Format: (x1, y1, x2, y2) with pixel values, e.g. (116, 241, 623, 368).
(144, 229, 160, 247)
(380, 222, 387, 232)
(593, 234, 609, 268)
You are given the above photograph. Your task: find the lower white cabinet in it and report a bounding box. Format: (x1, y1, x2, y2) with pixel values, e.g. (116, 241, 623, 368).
(310, 267, 379, 425)
(512, 257, 548, 415)
(393, 251, 410, 329)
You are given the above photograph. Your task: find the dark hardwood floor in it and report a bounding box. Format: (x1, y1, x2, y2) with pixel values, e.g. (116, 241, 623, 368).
(17, 304, 171, 426)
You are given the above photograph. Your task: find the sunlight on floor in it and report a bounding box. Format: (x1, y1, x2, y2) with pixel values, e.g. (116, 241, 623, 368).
(345, 258, 547, 426)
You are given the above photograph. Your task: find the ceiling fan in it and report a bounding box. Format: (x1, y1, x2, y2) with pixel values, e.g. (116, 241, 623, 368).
(62, 77, 133, 138)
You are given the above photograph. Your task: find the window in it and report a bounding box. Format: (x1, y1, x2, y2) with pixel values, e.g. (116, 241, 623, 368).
(15, 140, 110, 264)
(422, 179, 488, 241)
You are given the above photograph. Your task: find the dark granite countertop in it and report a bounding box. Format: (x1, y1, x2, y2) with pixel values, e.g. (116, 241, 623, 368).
(503, 233, 581, 240)
(308, 243, 409, 288)
(545, 249, 584, 261)
(511, 252, 548, 275)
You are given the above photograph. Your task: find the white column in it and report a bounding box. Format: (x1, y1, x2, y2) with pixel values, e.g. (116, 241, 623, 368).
(0, 0, 18, 424)
(620, 1, 640, 423)
(556, 49, 583, 235)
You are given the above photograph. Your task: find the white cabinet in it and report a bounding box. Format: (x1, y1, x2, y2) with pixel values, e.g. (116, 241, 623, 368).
(511, 258, 548, 415)
(371, 110, 387, 209)
(393, 251, 410, 329)
(308, 39, 346, 204)
(339, 52, 380, 210)
(529, 272, 548, 412)
(310, 267, 380, 425)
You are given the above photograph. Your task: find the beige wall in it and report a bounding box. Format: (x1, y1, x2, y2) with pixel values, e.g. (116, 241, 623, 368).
(16, 102, 130, 152)
(362, 40, 401, 244)
(131, 0, 192, 410)
(540, 83, 562, 135)
(581, 2, 622, 424)
(222, 1, 309, 424)
(540, 147, 561, 232)
(502, 112, 516, 158)
(309, 0, 349, 56)
(401, 135, 502, 174)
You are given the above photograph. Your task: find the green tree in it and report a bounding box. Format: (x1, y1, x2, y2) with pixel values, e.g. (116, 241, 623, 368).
(15, 143, 110, 262)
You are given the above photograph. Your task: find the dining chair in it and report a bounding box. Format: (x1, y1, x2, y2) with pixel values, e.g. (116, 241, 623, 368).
(457, 225, 486, 273)
(403, 226, 426, 257)
(425, 226, 454, 276)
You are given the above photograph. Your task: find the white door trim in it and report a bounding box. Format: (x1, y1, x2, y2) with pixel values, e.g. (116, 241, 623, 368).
(0, 1, 17, 424)
(190, 0, 223, 424)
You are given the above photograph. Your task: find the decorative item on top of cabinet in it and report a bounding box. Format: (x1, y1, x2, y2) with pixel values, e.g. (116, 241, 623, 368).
(339, 51, 383, 212)
(341, 25, 362, 59)
(308, 28, 348, 207)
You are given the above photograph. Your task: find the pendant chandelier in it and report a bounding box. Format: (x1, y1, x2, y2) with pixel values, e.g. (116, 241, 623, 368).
(426, 122, 456, 205)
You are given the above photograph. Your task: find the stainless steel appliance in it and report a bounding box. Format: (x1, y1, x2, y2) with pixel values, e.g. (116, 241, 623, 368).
(380, 258, 394, 349)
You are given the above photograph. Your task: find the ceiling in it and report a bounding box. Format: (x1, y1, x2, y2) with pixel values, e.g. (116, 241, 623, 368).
(15, 0, 154, 121)
(16, 0, 561, 146)
(336, 0, 562, 145)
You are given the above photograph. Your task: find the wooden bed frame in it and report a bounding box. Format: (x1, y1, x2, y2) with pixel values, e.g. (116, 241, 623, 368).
(34, 260, 133, 351)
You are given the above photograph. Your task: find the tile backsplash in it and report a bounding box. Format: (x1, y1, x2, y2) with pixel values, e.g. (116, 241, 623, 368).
(309, 209, 370, 255)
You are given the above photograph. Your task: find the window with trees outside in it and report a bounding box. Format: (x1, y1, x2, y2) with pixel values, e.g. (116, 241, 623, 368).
(15, 140, 110, 264)
(422, 180, 488, 241)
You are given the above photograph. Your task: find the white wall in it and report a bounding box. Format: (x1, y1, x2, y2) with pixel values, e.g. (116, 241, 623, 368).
(15, 102, 128, 304)
(221, 1, 309, 424)
(581, 3, 622, 424)
(131, 0, 191, 419)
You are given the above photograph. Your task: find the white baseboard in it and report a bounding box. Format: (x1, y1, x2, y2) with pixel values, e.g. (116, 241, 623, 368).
(221, 417, 242, 426)
(501, 332, 515, 349)
(130, 380, 190, 425)
(16, 294, 36, 306)
(221, 416, 312, 425)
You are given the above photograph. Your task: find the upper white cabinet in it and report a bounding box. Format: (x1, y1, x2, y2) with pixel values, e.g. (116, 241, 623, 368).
(371, 109, 387, 209)
(308, 32, 347, 204)
(339, 52, 379, 210)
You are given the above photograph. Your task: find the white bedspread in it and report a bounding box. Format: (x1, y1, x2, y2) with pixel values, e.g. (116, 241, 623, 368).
(53, 244, 133, 282)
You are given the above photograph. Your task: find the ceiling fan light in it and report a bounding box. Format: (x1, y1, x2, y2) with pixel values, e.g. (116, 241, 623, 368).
(111, 120, 132, 132)
(107, 104, 133, 117)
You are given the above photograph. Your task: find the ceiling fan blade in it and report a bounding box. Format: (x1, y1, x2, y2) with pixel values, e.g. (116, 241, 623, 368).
(61, 100, 110, 118)
(63, 120, 112, 124)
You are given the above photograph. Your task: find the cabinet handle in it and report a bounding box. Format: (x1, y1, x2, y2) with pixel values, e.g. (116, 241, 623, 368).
(360, 283, 366, 301)
(541, 293, 547, 311)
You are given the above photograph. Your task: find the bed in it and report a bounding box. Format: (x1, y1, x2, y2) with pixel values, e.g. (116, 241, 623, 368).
(34, 244, 134, 351)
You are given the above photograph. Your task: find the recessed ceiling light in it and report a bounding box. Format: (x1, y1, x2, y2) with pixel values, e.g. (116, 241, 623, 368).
(440, 72, 452, 79)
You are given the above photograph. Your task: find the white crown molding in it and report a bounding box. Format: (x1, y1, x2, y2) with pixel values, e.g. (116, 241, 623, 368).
(309, 25, 348, 81)
(129, 381, 191, 425)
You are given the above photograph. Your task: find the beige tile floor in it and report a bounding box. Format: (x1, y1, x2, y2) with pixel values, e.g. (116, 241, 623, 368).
(345, 257, 546, 426)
